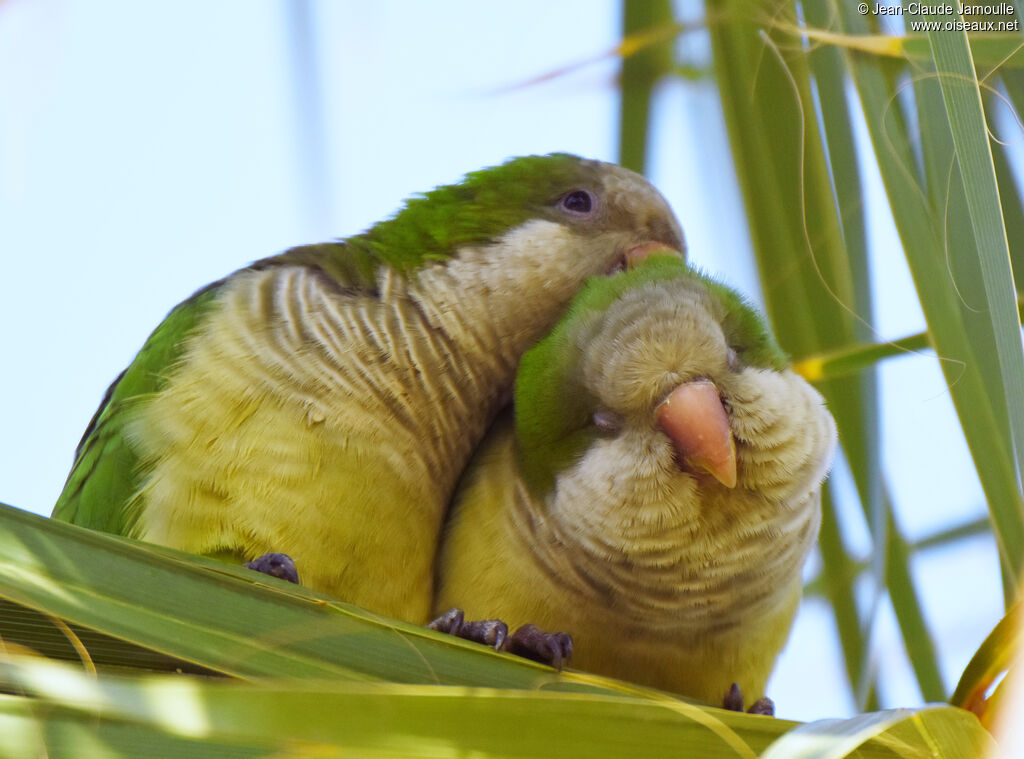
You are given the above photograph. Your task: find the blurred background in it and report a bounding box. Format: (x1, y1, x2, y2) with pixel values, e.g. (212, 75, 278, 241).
(0, 0, 1012, 722)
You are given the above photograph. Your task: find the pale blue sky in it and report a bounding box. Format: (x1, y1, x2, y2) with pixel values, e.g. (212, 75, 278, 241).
(0, 0, 1003, 721)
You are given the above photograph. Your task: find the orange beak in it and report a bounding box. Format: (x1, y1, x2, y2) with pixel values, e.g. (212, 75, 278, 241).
(655, 379, 737, 488)
(624, 241, 683, 268)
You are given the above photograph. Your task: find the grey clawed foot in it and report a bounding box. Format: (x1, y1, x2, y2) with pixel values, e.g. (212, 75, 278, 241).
(723, 683, 775, 716)
(505, 623, 573, 670)
(428, 608, 509, 649)
(244, 552, 300, 584)
(428, 609, 573, 670)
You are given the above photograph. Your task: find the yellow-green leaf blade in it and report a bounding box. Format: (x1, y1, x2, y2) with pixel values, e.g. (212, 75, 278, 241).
(925, 15, 1024, 494)
(0, 503, 631, 694)
(759, 704, 996, 759)
(833, 0, 1024, 592)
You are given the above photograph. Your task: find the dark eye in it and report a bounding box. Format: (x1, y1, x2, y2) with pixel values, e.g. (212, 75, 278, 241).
(592, 410, 622, 435)
(560, 189, 595, 216)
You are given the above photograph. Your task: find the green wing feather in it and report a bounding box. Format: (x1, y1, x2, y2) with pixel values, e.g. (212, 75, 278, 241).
(51, 284, 223, 533)
(50, 236, 399, 533)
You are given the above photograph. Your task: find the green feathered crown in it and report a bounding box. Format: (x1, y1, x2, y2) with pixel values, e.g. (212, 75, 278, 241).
(266, 153, 606, 290)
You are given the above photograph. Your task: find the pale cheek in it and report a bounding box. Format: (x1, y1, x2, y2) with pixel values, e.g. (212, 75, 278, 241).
(730, 369, 837, 500)
(415, 220, 620, 355)
(488, 220, 622, 297)
(549, 432, 697, 535)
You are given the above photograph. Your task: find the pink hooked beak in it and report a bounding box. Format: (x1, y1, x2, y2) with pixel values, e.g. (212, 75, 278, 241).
(655, 379, 737, 489)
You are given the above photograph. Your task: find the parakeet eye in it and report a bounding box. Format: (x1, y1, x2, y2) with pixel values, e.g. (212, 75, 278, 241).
(560, 190, 595, 216)
(592, 410, 622, 435)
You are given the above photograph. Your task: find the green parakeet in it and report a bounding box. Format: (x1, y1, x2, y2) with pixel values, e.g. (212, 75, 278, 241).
(52, 154, 685, 624)
(432, 254, 836, 708)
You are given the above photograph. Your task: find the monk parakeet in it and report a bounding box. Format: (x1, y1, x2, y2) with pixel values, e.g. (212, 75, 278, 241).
(51, 154, 685, 624)
(432, 255, 836, 710)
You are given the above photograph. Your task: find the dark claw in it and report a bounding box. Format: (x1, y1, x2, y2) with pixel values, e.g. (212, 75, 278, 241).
(505, 623, 573, 670)
(722, 683, 775, 716)
(244, 552, 300, 584)
(428, 608, 509, 650)
(427, 610, 572, 669)
(723, 682, 745, 712)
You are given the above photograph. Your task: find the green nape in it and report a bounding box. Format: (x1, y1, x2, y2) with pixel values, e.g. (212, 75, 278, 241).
(52, 285, 223, 534)
(513, 256, 788, 496)
(266, 154, 603, 283)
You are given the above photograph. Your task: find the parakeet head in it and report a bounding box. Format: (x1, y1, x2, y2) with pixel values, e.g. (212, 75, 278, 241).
(271, 154, 688, 357)
(514, 255, 836, 589)
(360, 153, 685, 273)
(317, 153, 690, 372)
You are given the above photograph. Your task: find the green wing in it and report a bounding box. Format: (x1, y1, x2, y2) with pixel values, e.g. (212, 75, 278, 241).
(51, 283, 223, 533)
(50, 240, 389, 534)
